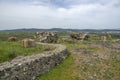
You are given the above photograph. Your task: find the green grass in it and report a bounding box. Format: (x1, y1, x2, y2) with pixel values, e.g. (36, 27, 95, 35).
(0, 32, 34, 41)
(60, 40, 91, 50)
(36, 54, 78, 80)
(0, 41, 54, 63)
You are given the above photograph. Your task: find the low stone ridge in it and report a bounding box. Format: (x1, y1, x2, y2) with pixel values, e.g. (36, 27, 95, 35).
(0, 42, 68, 80)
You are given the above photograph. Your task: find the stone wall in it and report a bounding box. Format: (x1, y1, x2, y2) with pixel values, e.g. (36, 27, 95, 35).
(0, 42, 68, 80)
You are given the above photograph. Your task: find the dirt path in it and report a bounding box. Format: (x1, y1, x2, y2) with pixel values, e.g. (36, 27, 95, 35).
(70, 41, 120, 80)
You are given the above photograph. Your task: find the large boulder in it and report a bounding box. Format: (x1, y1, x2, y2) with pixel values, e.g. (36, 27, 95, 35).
(70, 32, 90, 40)
(83, 34, 90, 40)
(70, 33, 81, 40)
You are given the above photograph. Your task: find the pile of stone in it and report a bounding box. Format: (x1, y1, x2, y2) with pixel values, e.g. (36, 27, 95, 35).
(70, 32, 90, 40)
(34, 32, 58, 43)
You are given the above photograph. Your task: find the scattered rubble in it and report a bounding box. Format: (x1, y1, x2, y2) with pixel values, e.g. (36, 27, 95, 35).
(71, 41, 120, 80)
(34, 32, 58, 43)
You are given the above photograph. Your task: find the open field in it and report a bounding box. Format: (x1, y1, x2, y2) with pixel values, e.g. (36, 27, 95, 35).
(37, 33, 120, 80)
(0, 41, 54, 63)
(0, 32, 54, 63)
(37, 40, 120, 80)
(0, 32, 120, 80)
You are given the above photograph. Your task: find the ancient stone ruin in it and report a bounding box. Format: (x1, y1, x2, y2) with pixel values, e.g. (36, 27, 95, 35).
(0, 43, 68, 80)
(21, 38, 36, 48)
(70, 32, 90, 40)
(34, 32, 58, 43)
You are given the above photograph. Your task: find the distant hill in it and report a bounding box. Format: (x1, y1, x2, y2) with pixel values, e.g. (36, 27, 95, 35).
(0, 28, 120, 33)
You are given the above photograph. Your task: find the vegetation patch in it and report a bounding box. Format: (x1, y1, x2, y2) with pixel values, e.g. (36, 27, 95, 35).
(37, 35, 120, 80)
(0, 41, 54, 63)
(0, 32, 120, 80)
(36, 54, 78, 80)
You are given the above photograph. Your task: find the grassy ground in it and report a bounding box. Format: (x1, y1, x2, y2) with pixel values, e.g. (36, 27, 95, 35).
(0, 32, 34, 41)
(0, 32, 70, 63)
(37, 38, 120, 80)
(0, 32, 120, 80)
(0, 41, 54, 63)
(36, 54, 79, 80)
(0, 32, 54, 63)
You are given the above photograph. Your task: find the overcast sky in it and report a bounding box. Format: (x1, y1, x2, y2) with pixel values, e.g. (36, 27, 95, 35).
(0, 0, 120, 30)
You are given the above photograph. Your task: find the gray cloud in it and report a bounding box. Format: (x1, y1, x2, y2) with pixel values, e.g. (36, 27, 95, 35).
(0, 0, 120, 30)
(1, 0, 120, 7)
